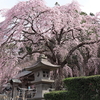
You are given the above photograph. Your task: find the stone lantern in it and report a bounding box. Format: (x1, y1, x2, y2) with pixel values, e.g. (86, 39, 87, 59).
(25, 55, 60, 100)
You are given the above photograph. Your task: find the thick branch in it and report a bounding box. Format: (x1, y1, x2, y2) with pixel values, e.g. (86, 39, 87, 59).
(67, 29, 75, 39)
(18, 49, 47, 59)
(45, 42, 56, 62)
(1, 32, 14, 46)
(22, 30, 35, 35)
(57, 27, 64, 45)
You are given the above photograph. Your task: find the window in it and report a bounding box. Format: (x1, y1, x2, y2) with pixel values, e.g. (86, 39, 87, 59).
(43, 71, 49, 77)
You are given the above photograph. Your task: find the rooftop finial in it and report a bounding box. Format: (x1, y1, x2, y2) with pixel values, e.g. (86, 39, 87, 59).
(39, 54, 47, 60)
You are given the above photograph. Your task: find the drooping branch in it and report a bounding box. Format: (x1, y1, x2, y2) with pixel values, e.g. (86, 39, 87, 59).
(61, 39, 100, 67)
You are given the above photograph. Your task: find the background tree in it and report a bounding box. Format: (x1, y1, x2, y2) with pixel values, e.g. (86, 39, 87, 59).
(0, 0, 100, 90)
(0, 46, 20, 92)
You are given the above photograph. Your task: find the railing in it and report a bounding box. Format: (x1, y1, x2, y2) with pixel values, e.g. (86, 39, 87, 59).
(0, 94, 12, 100)
(18, 87, 36, 100)
(1, 87, 36, 100)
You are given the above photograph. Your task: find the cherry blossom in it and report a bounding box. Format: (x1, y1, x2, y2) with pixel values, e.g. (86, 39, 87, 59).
(0, 0, 100, 90)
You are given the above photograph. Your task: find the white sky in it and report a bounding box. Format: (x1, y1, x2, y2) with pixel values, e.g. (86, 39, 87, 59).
(0, 0, 100, 21)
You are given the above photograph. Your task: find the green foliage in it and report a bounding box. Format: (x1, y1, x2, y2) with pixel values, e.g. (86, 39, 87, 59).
(44, 91, 68, 100)
(80, 20, 86, 24)
(25, 46, 32, 54)
(55, 2, 60, 6)
(64, 75, 100, 100)
(90, 13, 95, 16)
(6, 43, 15, 49)
(67, 55, 78, 67)
(44, 75, 100, 100)
(80, 11, 87, 16)
(18, 47, 24, 55)
(75, 10, 78, 13)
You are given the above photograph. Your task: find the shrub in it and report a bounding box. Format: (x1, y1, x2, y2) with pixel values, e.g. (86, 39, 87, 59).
(64, 75, 100, 100)
(44, 90, 68, 100)
(44, 75, 100, 100)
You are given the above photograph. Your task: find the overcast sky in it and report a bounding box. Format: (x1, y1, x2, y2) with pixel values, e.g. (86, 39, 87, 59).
(0, 0, 100, 21)
(0, 0, 100, 14)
